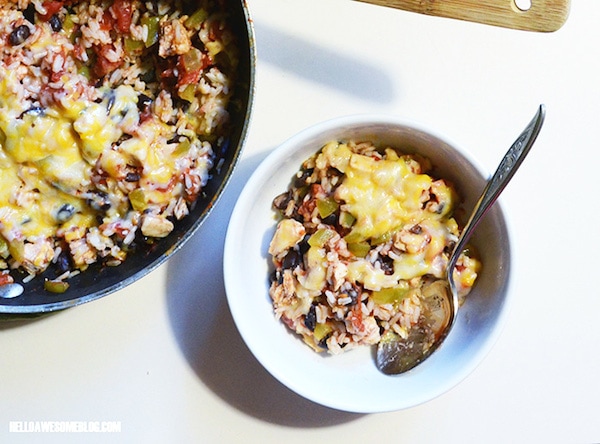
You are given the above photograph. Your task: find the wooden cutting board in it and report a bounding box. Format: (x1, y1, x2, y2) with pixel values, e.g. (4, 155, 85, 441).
(356, 0, 570, 32)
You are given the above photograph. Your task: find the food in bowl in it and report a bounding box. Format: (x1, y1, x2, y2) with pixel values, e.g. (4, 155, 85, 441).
(268, 139, 482, 355)
(0, 0, 239, 291)
(225, 116, 511, 411)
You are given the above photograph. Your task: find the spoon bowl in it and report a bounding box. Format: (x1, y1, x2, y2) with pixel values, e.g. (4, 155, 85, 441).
(376, 104, 546, 375)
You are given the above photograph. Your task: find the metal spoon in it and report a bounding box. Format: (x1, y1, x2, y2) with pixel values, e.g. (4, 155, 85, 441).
(376, 104, 546, 375)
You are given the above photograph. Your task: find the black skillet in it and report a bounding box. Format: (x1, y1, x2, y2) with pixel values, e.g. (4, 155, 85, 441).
(0, 0, 255, 313)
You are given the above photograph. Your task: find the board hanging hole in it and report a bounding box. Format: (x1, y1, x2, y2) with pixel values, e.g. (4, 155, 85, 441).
(513, 0, 532, 11)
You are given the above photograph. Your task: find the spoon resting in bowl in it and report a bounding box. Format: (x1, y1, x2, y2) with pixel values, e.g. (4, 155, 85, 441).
(376, 104, 546, 375)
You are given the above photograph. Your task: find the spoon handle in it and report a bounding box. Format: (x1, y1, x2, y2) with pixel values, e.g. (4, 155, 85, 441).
(451, 104, 546, 266)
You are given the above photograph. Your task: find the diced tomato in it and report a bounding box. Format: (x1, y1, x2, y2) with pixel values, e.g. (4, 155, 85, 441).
(177, 67, 202, 88)
(176, 50, 209, 88)
(347, 304, 365, 334)
(100, 10, 114, 31)
(94, 56, 121, 77)
(39, 1, 64, 21)
(109, 0, 133, 34)
(0, 273, 14, 286)
(93, 44, 123, 77)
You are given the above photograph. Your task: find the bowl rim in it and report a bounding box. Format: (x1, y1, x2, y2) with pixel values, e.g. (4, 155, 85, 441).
(224, 113, 515, 412)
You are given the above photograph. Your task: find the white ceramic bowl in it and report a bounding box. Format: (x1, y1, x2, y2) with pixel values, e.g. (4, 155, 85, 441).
(223, 115, 513, 413)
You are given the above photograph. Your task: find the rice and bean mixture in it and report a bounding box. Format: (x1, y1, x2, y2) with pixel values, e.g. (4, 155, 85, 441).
(0, 0, 238, 291)
(268, 140, 482, 354)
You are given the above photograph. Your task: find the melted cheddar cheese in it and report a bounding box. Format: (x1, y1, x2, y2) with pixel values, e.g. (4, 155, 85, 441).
(0, 0, 236, 281)
(0, 67, 181, 270)
(321, 142, 434, 242)
(309, 142, 461, 291)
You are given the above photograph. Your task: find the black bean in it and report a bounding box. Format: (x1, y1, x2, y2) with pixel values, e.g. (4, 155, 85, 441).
(293, 168, 314, 187)
(49, 14, 62, 32)
(55, 249, 72, 274)
(317, 337, 329, 350)
(376, 255, 395, 275)
(409, 224, 422, 234)
(9, 25, 31, 46)
(19, 106, 45, 119)
(56, 203, 75, 223)
(298, 235, 310, 255)
(347, 287, 360, 305)
(125, 172, 140, 182)
(282, 249, 302, 271)
(272, 191, 291, 211)
(137, 93, 152, 112)
(86, 191, 111, 212)
(304, 305, 317, 331)
(322, 213, 337, 225)
(105, 92, 116, 115)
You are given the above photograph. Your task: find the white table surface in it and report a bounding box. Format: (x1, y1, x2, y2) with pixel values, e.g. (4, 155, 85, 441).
(1, 0, 598, 442)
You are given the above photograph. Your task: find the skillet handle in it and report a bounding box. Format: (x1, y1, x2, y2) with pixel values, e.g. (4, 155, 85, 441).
(355, 0, 570, 32)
